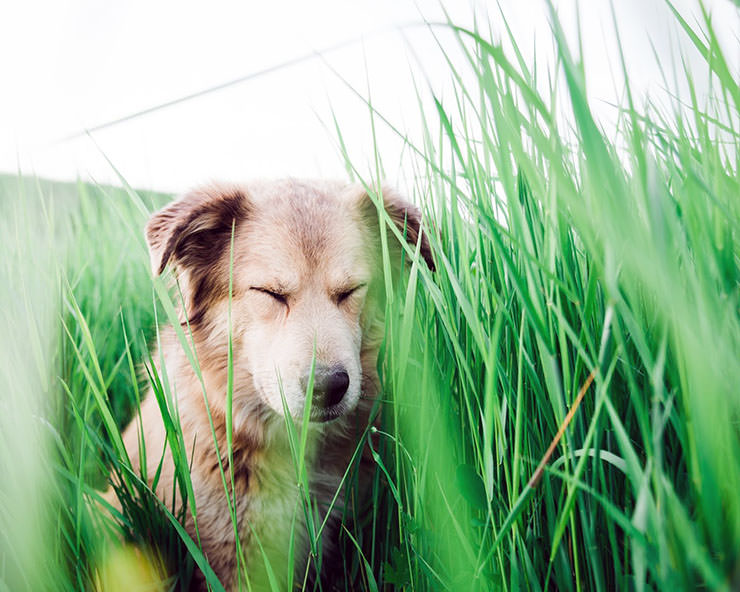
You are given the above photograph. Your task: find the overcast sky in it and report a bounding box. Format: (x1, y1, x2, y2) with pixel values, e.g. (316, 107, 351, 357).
(1, 0, 738, 194)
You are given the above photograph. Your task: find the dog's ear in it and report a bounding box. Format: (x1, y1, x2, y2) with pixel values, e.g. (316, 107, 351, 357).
(146, 184, 249, 276)
(357, 184, 435, 271)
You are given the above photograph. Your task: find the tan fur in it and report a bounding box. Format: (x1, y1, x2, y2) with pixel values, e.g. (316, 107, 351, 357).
(110, 179, 433, 590)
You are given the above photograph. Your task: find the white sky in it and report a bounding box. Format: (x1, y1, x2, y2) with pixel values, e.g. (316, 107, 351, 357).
(1, 0, 738, 194)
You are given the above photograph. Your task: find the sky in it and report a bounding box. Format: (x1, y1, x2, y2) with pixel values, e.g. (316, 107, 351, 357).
(1, 0, 738, 194)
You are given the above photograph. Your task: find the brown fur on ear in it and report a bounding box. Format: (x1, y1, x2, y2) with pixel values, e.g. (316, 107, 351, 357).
(146, 184, 250, 276)
(145, 184, 250, 321)
(357, 184, 435, 271)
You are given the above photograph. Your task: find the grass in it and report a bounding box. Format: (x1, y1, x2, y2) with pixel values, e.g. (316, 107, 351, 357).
(1, 2, 739, 590)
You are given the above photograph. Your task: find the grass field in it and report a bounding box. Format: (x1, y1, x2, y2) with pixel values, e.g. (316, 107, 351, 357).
(1, 4, 739, 591)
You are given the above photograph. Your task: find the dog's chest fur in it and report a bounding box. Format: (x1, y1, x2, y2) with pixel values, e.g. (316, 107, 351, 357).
(217, 423, 344, 590)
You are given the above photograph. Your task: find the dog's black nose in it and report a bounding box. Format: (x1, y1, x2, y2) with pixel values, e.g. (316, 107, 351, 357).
(303, 366, 350, 408)
(324, 369, 350, 407)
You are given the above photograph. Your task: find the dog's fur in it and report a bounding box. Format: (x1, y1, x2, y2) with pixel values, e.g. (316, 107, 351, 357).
(112, 179, 433, 590)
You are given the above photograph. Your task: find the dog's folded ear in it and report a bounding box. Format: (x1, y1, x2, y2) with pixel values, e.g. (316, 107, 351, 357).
(146, 184, 249, 276)
(358, 184, 435, 272)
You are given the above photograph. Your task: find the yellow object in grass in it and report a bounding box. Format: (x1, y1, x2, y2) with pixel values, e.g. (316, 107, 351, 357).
(96, 544, 167, 592)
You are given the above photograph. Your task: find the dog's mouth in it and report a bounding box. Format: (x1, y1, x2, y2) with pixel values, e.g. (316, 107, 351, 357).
(256, 386, 353, 423)
(309, 403, 348, 423)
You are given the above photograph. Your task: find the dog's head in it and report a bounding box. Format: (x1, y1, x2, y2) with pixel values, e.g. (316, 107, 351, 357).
(146, 179, 433, 422)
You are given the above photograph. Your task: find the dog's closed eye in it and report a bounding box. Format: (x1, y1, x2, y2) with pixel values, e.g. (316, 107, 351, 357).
(251, 287, 288, 305)
(335, 284, 366, 305)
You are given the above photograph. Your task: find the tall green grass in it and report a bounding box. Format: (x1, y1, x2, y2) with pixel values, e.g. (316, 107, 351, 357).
(369, 4, 740, 590)
(1, 2, 739, 590)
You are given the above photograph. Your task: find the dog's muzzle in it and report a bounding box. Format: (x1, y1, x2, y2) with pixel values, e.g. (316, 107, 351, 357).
(300, 365, 351, 421)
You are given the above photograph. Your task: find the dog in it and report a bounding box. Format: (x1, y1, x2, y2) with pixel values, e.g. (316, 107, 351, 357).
(109, 179, 433, 590)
